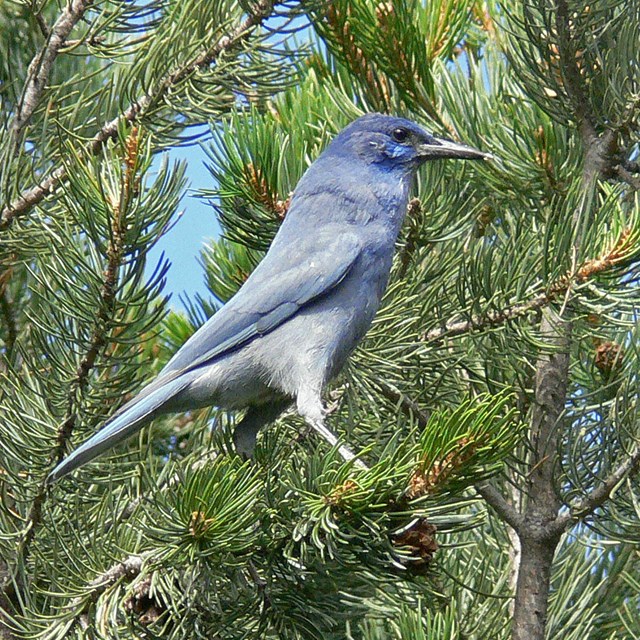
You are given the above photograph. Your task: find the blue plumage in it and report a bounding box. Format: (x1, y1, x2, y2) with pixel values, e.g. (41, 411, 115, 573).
(48, 113, 489, 482)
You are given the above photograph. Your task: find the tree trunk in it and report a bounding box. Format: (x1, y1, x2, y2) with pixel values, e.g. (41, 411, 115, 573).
(512, 537, 558, 640)
(511, 316, 569, 639)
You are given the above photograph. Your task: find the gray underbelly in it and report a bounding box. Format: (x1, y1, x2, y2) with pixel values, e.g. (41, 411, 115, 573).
(168, 287, 379, 412)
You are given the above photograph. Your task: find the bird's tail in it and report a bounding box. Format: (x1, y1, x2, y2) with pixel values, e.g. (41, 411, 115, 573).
(47, 376, 189, 483)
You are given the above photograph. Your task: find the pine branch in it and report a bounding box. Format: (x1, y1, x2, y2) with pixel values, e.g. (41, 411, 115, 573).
(322, 3, 393, 113)
(622, 159, 640, 174)
(8, 0, 91, 150)
(103, 448, 221, 533)
(511, 24, 624, 632)
(423, 291, 550, 343)
(35, 12, 50, 39)
(554, 0, 596, 140)
(371, 377, 430, 428)
(550, 444, 640, 537)
(63, 554, 147, 632)
(0, 0, 278, 231)
(475, 482, 523, 532)
(423, 227, 635, 343)
(81, 554, 145, 597)
(54, 129, 140, 462)
(11, 129, 139, 583)
(617, 164, 640, 191)
(0, 166, 67, 230)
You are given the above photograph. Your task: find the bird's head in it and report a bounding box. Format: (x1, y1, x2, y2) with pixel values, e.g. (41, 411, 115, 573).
(331, 113, 491, 172)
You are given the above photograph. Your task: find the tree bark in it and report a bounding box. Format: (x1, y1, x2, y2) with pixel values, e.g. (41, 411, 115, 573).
(512, 536, 558, 640)
(511, 314, 569, 639)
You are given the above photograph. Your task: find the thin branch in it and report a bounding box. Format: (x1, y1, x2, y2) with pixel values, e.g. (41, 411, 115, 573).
(617, 164, 640, 192)
(12, 129, 139, 582)
(0, 0, 278, 231)
(0, 167, 66, 230)
(622, 159, 640, 174)
(35, 12, 50, 39)
(9, 0, 92, 147)
(423, 291, 549, 343)
(475, 482, 524, 533)
(549, 444, 640, 537)
(22, 540, 148, 634)
(555, 0, 596, 141)
(63, 553, 148, 632)
(423, 227, 634, 344)
(54, 129, 140, 462)
(83, 554, 145, 594)
(372, 377, 430, 428)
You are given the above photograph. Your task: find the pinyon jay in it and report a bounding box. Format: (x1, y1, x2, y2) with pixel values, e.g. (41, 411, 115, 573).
(48, 113, 490, 483)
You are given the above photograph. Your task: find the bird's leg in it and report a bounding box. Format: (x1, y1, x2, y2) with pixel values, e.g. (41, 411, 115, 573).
(233, 400, 290, 458)
(296, 390, 367, 469)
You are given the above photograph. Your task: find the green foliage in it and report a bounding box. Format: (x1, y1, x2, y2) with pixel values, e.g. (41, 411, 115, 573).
(2, 0, 640, 638)
(191, 0, 640, 636)
(503, 0, 640, 136)
(149, 457, 264, 561)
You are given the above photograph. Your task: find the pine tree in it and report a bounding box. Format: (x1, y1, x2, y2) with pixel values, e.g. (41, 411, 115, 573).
(1, 1, 640, 639)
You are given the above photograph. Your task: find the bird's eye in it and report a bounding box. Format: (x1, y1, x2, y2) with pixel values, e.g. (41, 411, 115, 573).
(391, 127, 410, 143)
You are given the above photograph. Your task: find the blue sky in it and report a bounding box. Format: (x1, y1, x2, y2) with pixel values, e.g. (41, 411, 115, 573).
(147, 14, 313, 312)
(147, 141, 220, 310)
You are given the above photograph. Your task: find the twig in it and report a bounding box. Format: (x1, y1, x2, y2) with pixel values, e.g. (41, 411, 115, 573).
(617, 164, 640, 192)
(423, 292, 549, 343)
(0, 1, 277, 231)
(549, 444, 640, 537)
(0, 167, 66, 230)
(475, 482, 523, 532)
(32, 549, 149, 634)
(85, 554, 144, 592)
(35, 12, 50, 39)
(9, 0, 92, 147)
(66, 554, 147, 616)
(372, 377, 430, 428)
(423, 227, 634, 343)
(622, 159, 640, 174)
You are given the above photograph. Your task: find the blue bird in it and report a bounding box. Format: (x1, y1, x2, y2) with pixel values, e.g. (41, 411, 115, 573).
(47, 113, 490, 483)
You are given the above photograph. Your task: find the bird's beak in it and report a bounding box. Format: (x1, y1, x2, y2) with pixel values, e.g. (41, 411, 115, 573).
(417, 137, 493, 161)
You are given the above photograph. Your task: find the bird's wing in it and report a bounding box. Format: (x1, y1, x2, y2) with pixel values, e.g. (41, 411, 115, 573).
(161, 229, 362, 378)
